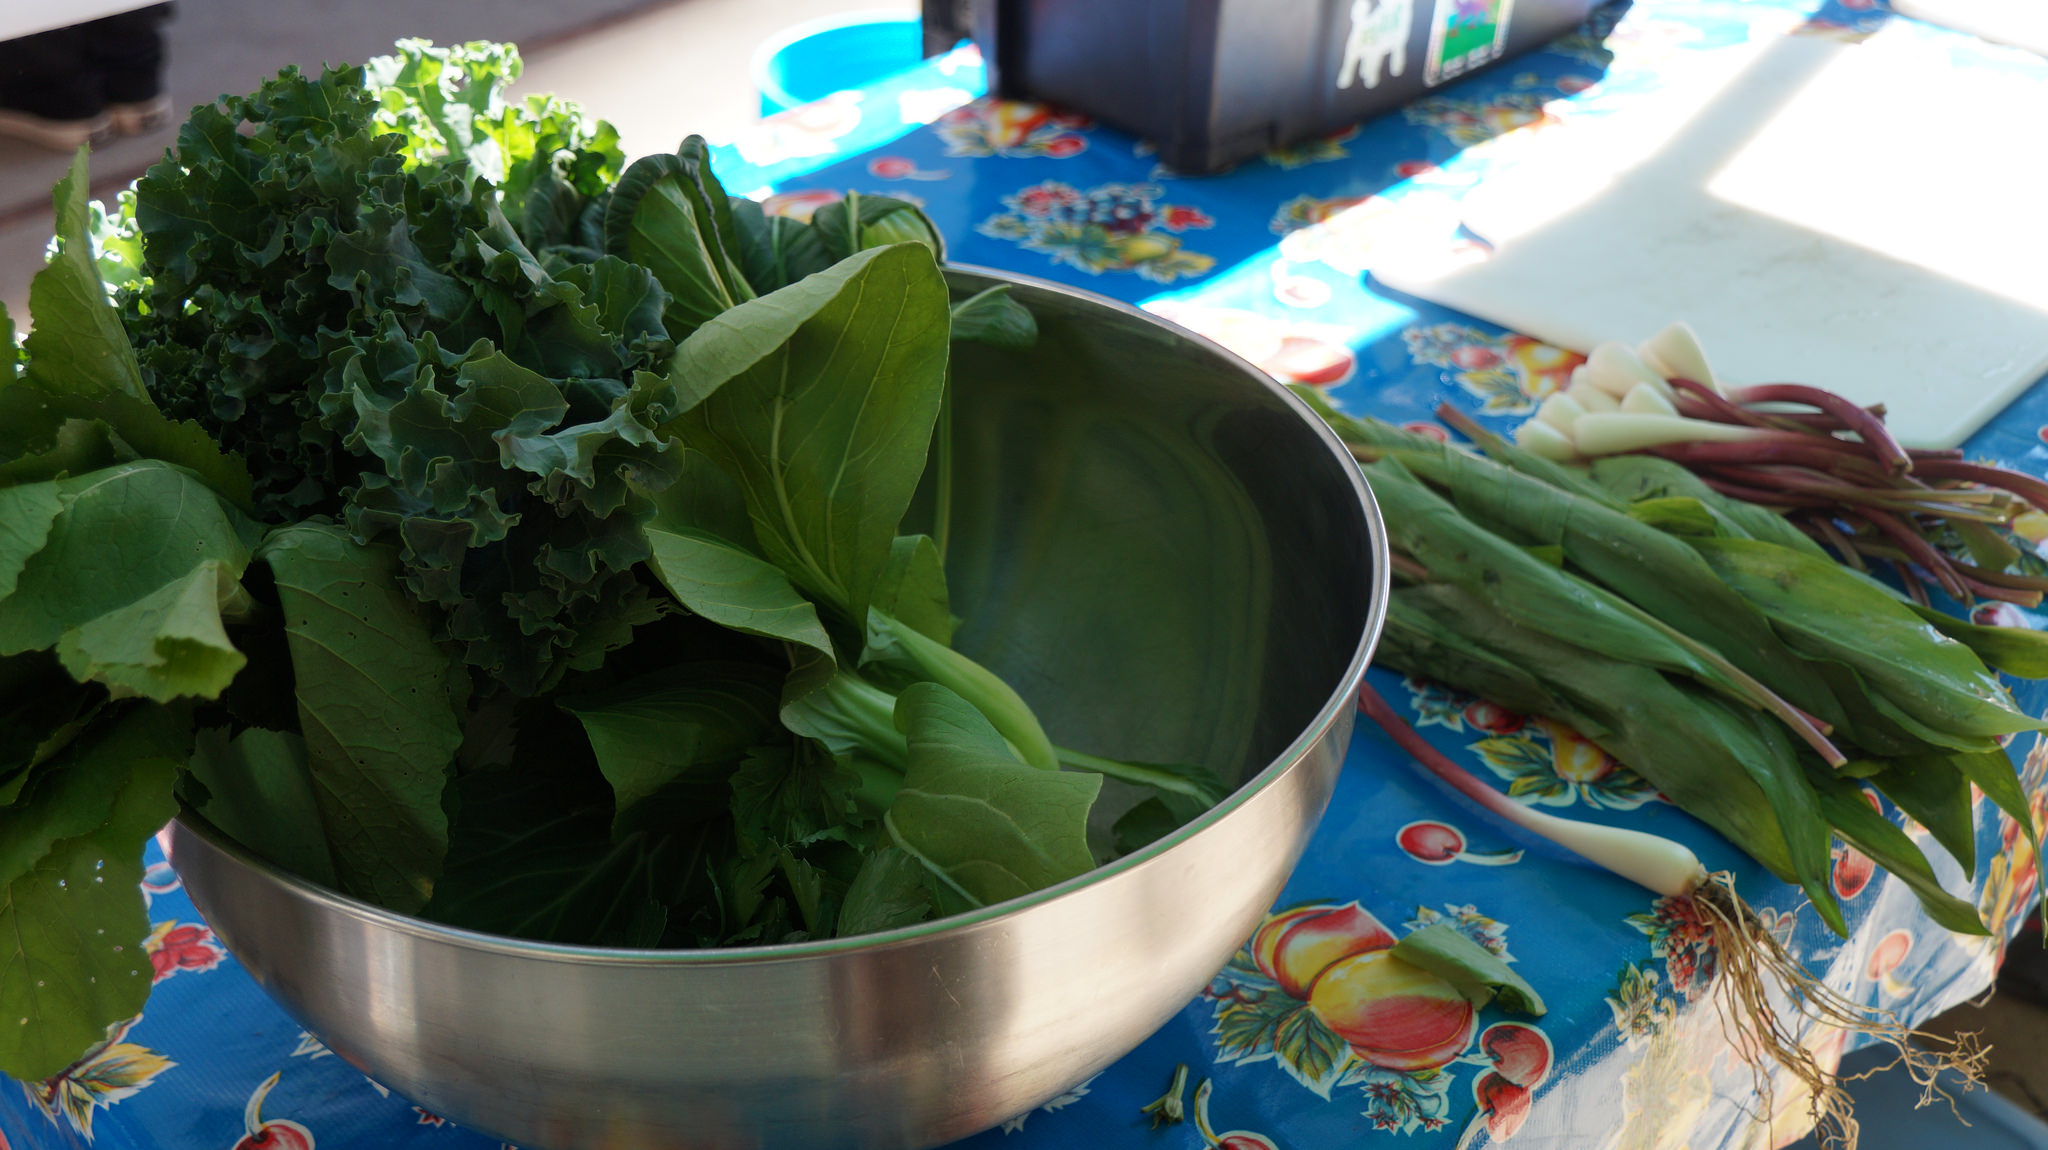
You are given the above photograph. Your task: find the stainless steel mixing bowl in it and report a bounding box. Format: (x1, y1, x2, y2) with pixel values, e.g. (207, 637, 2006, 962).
(167, 264, 1390, 1150)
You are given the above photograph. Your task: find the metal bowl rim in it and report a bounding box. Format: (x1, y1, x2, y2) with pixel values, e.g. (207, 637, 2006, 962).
(170, 261, 1391, 968)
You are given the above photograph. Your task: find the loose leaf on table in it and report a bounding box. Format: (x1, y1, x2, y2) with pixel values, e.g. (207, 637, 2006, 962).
(1385, 445, 1848, 739)
(1692, 536, 2048, 741)
(674, 241, 951, 627)
(562, 660, 782, 827)
(884, 682, 1100, 908)
(836, 846, 934, 936)
(186, 726, 337, 887)
(258, 523, 465, 913)
(948, 284, 1038, 351)
(0, 463, 253, 704)
(0, 707, 182, 1080)
(640, 450, 836, 658)
(1391, 922, 1546, 1016)
(1386, 583, 1817, 899)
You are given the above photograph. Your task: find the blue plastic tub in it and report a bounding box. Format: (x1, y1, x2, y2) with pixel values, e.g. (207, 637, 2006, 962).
(752, 12, 924, 117)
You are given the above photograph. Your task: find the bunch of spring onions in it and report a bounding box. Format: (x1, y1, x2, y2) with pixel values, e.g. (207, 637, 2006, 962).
(1514, 324, 2048, 611)
(1294, 385, 2048, 1148)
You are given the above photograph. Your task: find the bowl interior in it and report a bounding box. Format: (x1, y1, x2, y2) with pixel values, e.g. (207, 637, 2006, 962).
(936, 267, 1374, 790)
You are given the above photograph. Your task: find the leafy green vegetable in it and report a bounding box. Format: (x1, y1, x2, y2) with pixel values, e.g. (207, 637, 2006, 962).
(1692, 537, 2047, 740)
(186, 727, 337, 887)
(424, 729, 669, 947)
(884, 683, 1101, 907)
(563, 661, 781, 825)
(260, 524, 464, 912)
(0, 464, 253, 707)
(1391, 922, 1546, 1015)
(676, 241, 951, 627)
(836, 846, 934, 936)
(23, 150, 146, 404)
(603, 140, 751, 333)
(0, 706, 182, 1080)
(813, 191, 944, 263)
(947, 285, 1038, 350)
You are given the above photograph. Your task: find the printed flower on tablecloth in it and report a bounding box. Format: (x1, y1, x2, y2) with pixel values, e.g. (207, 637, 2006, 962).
(145, 920, 226, 983)
(1399, 677, 1658, 811)
(415, 1106, 449, 1126)
(1403, 92, 1558, 149)
(21, 1018, 174, 1142)
(1605, 962, 1676, 1048)
(998, 1074, 1096, 1134)
(1403, 324, 1582, 414)
(1207, 900, 1551, 1137)
(978, 181, 1215, 282)
(1266, 126, 1361, 169)
(1402, 676, 1479, 731)
(1471, 720, 1661, 811)
(1626, 895, 1718, 1000)
(935, 100, 1090, 158)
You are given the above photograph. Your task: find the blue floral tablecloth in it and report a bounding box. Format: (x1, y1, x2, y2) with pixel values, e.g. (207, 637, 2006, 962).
(11, 2, 2048, 1148)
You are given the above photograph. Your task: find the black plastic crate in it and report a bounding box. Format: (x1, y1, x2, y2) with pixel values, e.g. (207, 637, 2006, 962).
(926, 0, 1601, 173)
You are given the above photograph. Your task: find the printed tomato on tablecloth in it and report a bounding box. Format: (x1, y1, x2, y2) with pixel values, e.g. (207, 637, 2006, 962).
(1143, 302, 1357, 386)
(1205, 900, 1550, 1138)
(233, 1073, 314, 1150)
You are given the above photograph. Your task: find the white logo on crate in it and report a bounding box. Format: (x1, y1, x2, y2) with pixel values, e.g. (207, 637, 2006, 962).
(1338, 0, 1414, 90)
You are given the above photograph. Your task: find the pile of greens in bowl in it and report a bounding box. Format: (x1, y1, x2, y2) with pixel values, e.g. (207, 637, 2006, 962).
(0, 42, 1266, 1080)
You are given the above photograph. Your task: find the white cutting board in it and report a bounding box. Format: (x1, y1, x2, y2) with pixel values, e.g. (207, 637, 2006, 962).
(1373, 23, 2048, 449)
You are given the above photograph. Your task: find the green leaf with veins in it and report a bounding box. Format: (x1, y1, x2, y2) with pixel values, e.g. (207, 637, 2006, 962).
(729, 741, 864, 845)
(872, 535, 953, 645)
(640, 450, 836, 659)
(187, 727, 337, 887)
(948, 284, 1038, 350)
(562, 660, 781, 827)
(835, 846, 933, 936)
(259, 523, 464, 913)
(885, 682, 1099, 907)
(424, 750, 668, 948)
(674, 242, 950, 625)
(0, 706, 181, 1080)
(55, 560, 247, 703)
(22, 148, 147, 404)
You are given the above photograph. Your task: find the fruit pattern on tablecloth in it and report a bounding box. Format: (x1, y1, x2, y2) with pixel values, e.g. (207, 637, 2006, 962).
(9, 2, 2048, 1149)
